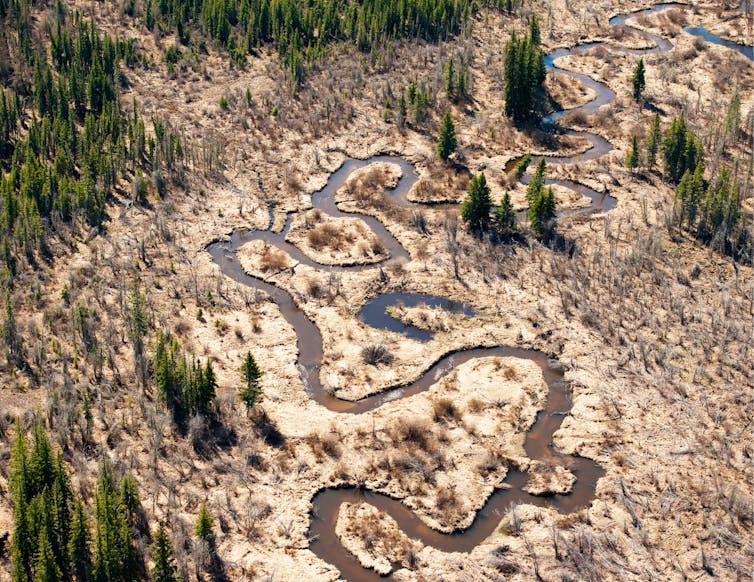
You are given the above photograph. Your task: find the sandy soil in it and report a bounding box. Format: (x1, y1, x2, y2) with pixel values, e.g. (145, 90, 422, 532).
(0, 1, 752, 581)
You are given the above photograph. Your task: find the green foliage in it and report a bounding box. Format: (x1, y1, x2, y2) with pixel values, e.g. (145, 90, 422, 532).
(663, 113, 703, 184)
(0, 3, 155, 274)
(9, 423, 104, 582)
(2, 291, 20, 366)
(460, 173, 492, 234)
(513, 152, 531, 178)
(443, 56, 470, 102)
(68, 500, 93, 582)
(150, 523, 178, 582)
(675, 164, 746, 258)
(523, 158, 556, 236)
(631, 58, 645, 101)
(194, 504, 214, 541)
(153, 332, 217, 424)
(239, 351, 263, 409)
(93, 459, 139, 582)
(143, 0, 479, 85)
(436, 111, 457, 161)
(33, 527, 61, 582)
(493, 191, 516, 240)
(503, 19, 546, 123)
(528, 186, 556, 236)
(525, 158, 546, 204)
(401, 81, 431, 126)
(625, 135, 640, 172)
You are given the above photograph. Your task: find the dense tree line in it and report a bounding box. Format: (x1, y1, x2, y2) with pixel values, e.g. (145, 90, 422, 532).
(9, 423, 146, 582)
(503, 15, 546, 123)
(662, 113, 703, 184)
(631, 110, 750, 261)
(143, 0, 486, 82)
(0, 0, 149, 278)
(153, 331, 218, 425)
(674, 163, 749, 259)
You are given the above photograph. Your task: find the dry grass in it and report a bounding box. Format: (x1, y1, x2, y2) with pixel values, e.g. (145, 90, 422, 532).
(259, 246, 288, 271)
(305, 432, 342, 460)
(432, 397, 461, 423)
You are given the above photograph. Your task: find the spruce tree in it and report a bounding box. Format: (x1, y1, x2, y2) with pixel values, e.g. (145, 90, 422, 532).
(503, 27, 546, 123)
(68, 500, 93, 582)
(663, 113, 702, 183)
(150, 523, 178, 582)
(644, 113, 661, 169)
(240, 352, 263, 409)
(625, 135, 640, 172)
(528, 188, 557, 236)
(493, 191, 517, 240)
(631, 58, 646, 101)
(193, 504, 214, 542)
(93, 459, 136, 582)
(529, 14, 541, 46)
(460, 173, 492, 234)
(33, 526, 62, 582)
(526, 158, 547, 204)
(436, 111, 457, 162)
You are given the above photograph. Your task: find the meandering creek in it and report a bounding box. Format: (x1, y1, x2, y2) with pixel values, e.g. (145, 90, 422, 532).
(207, 5, 752, 579)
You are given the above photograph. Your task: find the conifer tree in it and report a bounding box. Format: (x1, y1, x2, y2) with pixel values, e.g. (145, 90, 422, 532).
(493, 191, 517, 240)
(460, 173, 492, 234)
(194, 504, 214, 542)
(151, 523, 178, 582)
(436, 111, 457, 162)
(240, 352, 263, 409)
(526, 158, 547, 204)
(33, 526, 61, 582)
(631, 58, 646, 101)
(503, 22, 546, 123)
(529, 14, 541, 46)
(528, 187, 557, 236)
(663, 113, 702, 184)
(625, 135, 640, 172)
(443, 57, 455, 97)
(2, 292, 21, 366)
(68, 500, 93, 582)
(93, 459, 137, 582)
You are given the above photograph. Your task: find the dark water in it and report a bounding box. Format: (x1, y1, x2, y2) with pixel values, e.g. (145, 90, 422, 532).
(308, 348, 604, 580)
(357, 292, 475, 343)
(206, 4, 754, 579)
(684, 26, 753, 61)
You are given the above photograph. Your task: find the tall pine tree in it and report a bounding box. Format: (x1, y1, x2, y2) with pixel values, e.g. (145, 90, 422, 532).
(436, 111, 457, 162)
(460, 173, 492, 234)
(240, 352, 263, 409)
(150, 523, 178, 582)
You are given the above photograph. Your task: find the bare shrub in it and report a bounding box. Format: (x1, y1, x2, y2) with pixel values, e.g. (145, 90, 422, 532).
(259, 247, 288, 271)
(432, 398, 461, 423)
(361, 343, 394, 365)
(390, 419, 435, 452)
(477, 450, 507, 477)
(435, 485, 459, 513)
(466, 397, 485, 413)
(305, 277, 326, 299)
(305, 432, 342, 459)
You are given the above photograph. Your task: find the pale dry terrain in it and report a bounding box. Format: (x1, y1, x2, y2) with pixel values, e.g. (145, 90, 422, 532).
(0, 1, 752, 581)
